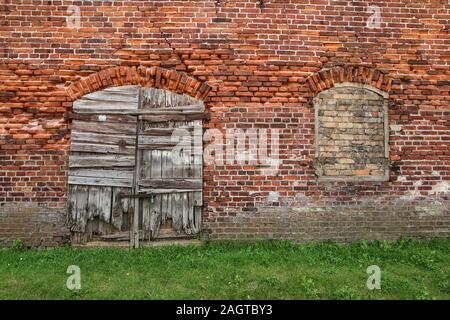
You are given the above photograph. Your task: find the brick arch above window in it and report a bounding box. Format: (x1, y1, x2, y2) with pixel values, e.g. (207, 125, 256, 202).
(306, 66, 394, 96)
(66, 66, 213, 103)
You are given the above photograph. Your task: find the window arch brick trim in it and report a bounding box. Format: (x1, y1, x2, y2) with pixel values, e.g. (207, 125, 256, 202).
(66, 66, 213, 102)
(307, 66, 394, 96)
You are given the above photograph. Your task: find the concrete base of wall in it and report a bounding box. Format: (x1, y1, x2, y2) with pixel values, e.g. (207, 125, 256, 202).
(0, 204, 70, 247)
(1, 199, 449, 247)
(205, 199, 450, 242)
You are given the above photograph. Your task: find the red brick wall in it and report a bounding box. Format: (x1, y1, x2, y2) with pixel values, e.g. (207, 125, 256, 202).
(0, 0, 449, 246)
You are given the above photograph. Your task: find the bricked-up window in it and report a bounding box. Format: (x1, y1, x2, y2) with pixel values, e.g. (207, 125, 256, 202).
(313, 83, 389, 182)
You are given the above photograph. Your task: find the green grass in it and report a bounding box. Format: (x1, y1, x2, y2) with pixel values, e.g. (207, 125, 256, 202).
(1, 239, 450, 299)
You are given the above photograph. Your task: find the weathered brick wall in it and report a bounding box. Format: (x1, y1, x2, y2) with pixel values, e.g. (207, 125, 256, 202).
(0, 0, 449, 246)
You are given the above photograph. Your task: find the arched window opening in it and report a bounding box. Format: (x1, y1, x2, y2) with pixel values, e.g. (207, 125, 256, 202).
(313, 83, 389, 182)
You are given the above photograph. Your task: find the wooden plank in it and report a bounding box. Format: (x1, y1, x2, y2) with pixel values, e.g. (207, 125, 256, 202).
(132, 89, 142, 249)
(73, 108, 139, 115)
(137, 108, 204, 115)
(142, 197, 150, 241)
(68, 113, 137, 123)
(139, 113, 209, 122)
(111, 187, 122, 230)
(170, 105, 205, 112)
(72, 132, 135, 146)
(151, 150, 162, 178)
(73, 106, 204, 115)
(149, 194, 162, 240)
(161, 150, 173, 221)
(112, 187, 132, 231)
(141, 127, 194, 136)
(85, 218, 93, 242)
(87, 186, 100, 221)
(139, 135, 182, 145)
(72, 121, 136, 135)
(69, 176, 132, 188)
(182, 192, 189, 235)
(186, 192, 194, 235)
(138, 143, 178, 150)
(193, 121, 203, 179)
(141, 87, 165, 109)
(102, 85, 139, 94)
(75, 185, 89, 232)
(140, 149, 151, 180)
(171, 192, 182, 232)
(193, 121, 203, 231)
(91, 217, 99, 236)
(98, 220, 113, 236)
(140, 87, 202, 110)
(193, 205, 202, 234)
(172, 148, 183, 178)
(165, 90, 173, 107)
(74, 99, 138, 112)
(80, 86, 139, 102)
(71, 142, 135, 155)
(182, 148, 191, 179)
(68, 185, 78, 226)
(161, 193, 170, 222)
(98, 186, 112, 224)
(137, 178, 201, 189)
(69, 155, 135, 168)
(139, 188, 201, 194)
(162, 150, 173, 179)
(69, 169, 134, 180)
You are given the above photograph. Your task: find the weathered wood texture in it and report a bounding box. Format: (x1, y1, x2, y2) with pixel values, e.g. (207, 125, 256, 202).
(69, 86, 138, 242)
(137, 88, 203, 241)
(68, 86, 203, 244)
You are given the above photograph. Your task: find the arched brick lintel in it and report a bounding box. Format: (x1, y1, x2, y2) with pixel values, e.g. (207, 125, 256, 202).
(66, 66, 213, 102)
(307, 66, 394, 96)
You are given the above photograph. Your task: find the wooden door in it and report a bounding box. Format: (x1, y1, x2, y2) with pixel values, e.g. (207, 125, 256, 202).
(135, 88, 204, 243)
(68, 86, 205, 245)
(68, 86, 138, 243)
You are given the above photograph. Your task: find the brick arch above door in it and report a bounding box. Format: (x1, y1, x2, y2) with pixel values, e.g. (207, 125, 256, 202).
(306, 66, 395, 96)
(66, 66, 213, 103)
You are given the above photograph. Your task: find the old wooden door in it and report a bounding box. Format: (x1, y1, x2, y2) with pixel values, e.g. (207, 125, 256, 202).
(134, 88, 203, 245)
(68, 86, 204, 245)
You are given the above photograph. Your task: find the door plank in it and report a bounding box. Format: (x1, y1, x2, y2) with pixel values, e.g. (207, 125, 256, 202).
(87, 186, 100, 221)
(149, 194, 162, 240)
(71, 142, 135, 155)
(98, 186, 112, 225)
(139, 113, 209, 122)
(137, 178, 201, 189)
(69, 169, 133, 180)
(68, 185, 78, 226)
(75, 185, 89, 233)
(72, 121, 136, 135)
(142, 197, 151, 241)
(72, 132, 135, 146)
(69, 155, 135, 168)
(69, 176, 132, 188)
(171, 192, 183, 232)
(181, 192, 190, 234)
